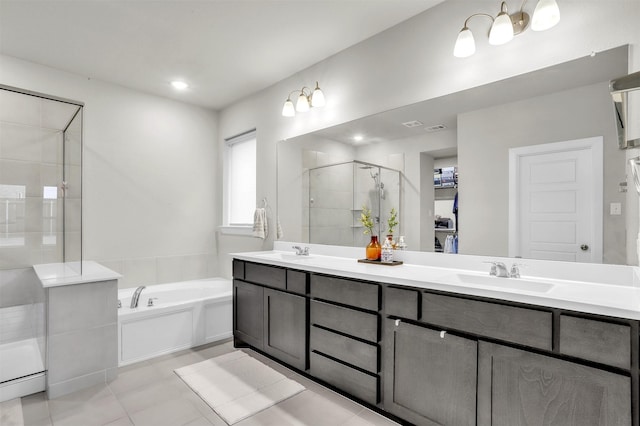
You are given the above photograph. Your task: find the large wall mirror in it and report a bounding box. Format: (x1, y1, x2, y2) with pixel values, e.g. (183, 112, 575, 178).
(277, 45, 638, 266)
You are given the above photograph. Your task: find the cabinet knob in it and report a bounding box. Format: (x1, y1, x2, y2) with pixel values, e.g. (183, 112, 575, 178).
(580, 244, 589, 251)
(440, 330, 446, 339)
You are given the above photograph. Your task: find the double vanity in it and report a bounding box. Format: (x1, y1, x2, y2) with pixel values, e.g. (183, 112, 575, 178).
(232, 242, 640, 426)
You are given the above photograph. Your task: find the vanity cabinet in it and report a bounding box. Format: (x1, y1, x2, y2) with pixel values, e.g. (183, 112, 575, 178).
(383, 319, 477, 426)
(232, 279, 264, 350)
(309, 274, 381, 405)
(263, 288, 306, 370)
(383, 285, 636, 426)
(232, 261, 308, 370)
(233, 258, 639, 426)
(477, 341, 631, 426)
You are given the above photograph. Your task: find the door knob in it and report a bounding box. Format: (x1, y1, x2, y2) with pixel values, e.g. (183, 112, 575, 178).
(580, 244, 589, 251)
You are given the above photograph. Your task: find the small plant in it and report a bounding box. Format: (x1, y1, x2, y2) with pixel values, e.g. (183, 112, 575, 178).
(359, 204, 374, 235)
(387, 207, 398, 235)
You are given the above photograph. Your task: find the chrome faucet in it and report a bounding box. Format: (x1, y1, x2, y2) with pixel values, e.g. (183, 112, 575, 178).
(488, 261, 522, 278)
(130, 286, 146, 308)
(292, 245, 310, 256)
(490, 262, 510, 278)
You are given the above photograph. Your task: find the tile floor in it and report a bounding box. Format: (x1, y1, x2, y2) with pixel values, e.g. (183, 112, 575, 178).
(19, 339, 400, 426)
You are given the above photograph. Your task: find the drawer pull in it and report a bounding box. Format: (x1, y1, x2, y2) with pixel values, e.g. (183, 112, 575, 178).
(440, 330, 446, 339)
(395, 319, 401, 327)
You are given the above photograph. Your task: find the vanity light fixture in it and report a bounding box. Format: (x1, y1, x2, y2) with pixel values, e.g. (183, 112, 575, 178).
(453, 0, 560, 58)
(282, 82, 325, 117)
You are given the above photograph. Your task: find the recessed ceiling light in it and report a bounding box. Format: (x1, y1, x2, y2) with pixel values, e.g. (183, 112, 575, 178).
(171, 81, 189, 90)
(353, 135, 364, 142)
(402, 120, 423, 128)
(425, 124, 447, 132)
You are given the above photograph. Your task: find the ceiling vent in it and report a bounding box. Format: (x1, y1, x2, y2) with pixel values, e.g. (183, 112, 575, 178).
(425, 124, 447, 132)
(401, 120, 423, 128)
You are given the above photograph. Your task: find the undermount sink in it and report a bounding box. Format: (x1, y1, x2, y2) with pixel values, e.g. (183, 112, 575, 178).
(441, 273, 554, 293)
(254, 252, 315, 262)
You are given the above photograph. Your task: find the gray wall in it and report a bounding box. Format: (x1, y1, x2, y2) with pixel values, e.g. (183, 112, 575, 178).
(459, 82, 625, 264)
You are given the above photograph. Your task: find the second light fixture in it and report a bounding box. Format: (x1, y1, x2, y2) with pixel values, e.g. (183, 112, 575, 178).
(282, 82, 325, 117)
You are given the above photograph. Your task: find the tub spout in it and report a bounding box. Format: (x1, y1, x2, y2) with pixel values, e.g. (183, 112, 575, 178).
(130, 286, 146, 308)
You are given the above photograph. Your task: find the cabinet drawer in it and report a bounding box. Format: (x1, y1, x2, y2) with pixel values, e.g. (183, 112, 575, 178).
(310, 325, 378, 374)
(244, 262, 286, 290)
(310, 351, 379, 405)
(421, 293, 552, 350)
(384, 287, 419, 320)
(232, 259, 245, 280)
(287, 270, 307, 295)
(311, 300, 379, 343)
(310, 275, 379, 311)
(559, 315, 631, 369)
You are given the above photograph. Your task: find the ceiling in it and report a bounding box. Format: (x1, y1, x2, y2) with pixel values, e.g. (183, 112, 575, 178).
(0, 0, 444, 110)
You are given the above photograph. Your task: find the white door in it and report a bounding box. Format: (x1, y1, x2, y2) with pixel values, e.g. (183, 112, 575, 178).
(509, 137, 603, 263)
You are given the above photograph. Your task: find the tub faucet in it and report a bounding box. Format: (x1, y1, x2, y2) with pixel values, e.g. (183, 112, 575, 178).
(130, 286, 146, 308)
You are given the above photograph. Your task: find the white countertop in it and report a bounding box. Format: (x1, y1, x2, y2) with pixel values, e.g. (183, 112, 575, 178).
(232, 242, 640, 321)
(33, 261, 121, 288)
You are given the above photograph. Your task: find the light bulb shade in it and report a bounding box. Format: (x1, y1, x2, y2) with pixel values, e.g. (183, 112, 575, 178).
(311, 84, 325, 108)
(531, 0, 560, 31)
(489, 12, 514, 45)
(296, 93, 310, 112)
(453, 27, 476, 58)
(282, 99, 295, 117)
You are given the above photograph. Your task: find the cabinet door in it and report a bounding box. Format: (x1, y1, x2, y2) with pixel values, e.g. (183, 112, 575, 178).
(263, 288, 307, 370)
(383, 319, 477, 426)
(233, 279, 264, 350)
(477, 341, 631, 426)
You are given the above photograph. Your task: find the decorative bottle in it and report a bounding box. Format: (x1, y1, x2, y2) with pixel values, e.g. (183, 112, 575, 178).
(381, 237, 394, 263)
(366, 235, 381, 261)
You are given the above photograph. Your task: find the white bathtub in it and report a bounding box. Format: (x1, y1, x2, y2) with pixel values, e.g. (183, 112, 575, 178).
(117, 278, 232, 366)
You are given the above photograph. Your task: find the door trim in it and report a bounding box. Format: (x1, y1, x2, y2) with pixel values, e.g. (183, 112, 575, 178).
(508, 137, 603, 262)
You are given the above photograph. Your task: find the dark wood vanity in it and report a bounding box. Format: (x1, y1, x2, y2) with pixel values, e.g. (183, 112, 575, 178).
(232, 258, 639, 426)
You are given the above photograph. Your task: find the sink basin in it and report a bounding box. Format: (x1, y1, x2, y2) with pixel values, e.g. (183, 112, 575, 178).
(441, 273, 554, 293)
(254, 252, 315, 262)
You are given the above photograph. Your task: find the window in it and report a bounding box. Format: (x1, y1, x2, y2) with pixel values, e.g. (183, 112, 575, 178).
(224, 130, 256, 227)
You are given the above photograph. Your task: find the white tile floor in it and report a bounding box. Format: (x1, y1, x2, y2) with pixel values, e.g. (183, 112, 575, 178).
(19, 339, 401, 426)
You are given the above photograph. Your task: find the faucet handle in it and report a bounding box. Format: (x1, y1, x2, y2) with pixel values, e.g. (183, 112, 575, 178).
(509, 263, 525, 278)
(147, 297, 158, 307)
(483, 261, 498, 276)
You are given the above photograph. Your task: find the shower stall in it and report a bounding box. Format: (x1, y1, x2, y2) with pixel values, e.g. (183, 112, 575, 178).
(307, 161, 401, 247)
(0, 86, 83, 401)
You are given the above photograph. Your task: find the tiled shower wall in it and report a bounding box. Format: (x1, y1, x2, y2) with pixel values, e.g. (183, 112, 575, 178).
(0, 267, 46, 365)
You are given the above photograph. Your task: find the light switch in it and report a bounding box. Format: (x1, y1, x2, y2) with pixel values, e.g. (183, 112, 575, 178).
(610, 202, 622, 215)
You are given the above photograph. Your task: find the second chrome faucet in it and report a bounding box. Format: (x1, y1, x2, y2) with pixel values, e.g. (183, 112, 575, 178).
(489, 261, 521, 278)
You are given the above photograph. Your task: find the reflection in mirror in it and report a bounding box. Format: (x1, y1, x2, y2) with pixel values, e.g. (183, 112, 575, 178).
(307, 161, 400, 247)
(277, 45, 636, 265)
(0, 184, 26, 247)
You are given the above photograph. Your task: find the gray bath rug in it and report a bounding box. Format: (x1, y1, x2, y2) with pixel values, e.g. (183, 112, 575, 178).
(175, 350, 305, 424)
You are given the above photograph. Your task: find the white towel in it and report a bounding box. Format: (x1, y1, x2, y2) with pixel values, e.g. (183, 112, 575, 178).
(276, 217, 283, 240)
(252, 208, 268, 239)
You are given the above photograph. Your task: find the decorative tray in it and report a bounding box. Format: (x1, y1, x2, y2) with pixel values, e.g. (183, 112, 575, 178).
(357, 259, 403, 266)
